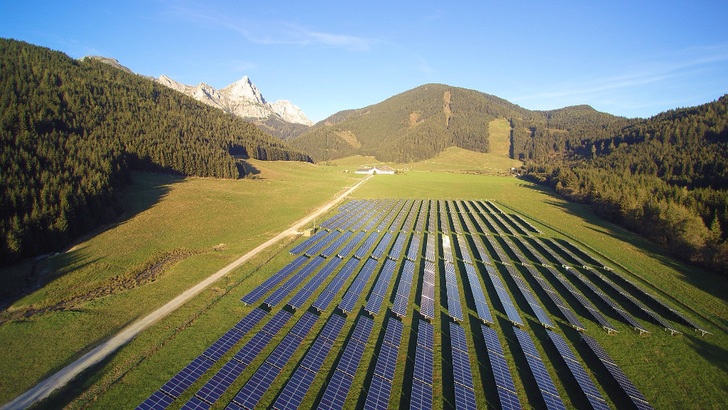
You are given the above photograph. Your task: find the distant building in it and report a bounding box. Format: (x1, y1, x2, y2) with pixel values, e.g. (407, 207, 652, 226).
(355, 166, 395, 175)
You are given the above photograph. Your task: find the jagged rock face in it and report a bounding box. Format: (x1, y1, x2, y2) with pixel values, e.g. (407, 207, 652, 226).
(156, 75, 314, 126)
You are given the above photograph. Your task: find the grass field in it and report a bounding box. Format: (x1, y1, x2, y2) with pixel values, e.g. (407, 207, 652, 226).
(3, 151, 728, 409)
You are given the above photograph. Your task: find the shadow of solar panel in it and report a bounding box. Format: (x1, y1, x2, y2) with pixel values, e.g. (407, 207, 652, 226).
(364, 375, 393, 410)
(160, 355, 215, 398)
(453, 382, 477, 410)
(180, 395, 211, 410)
(193, 359, 246, 405)
(413, 345, 434, 386)
(319, 370, 354, 410)
(410, 379, 433, 410)
(272, 367, 316, 410)
(202, 328, 246, 362)
(231, 362, 280, 409)
(137, 390, 175, 410)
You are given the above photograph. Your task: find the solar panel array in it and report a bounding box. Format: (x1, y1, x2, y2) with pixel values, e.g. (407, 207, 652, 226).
(449, 323, 477, 410)
(547, 330, 609, 410)
(513, 327, 566, 409)
(140, 197, 684, 409)
(392, 259, 416, 317)
(364, 318, 404, 409)
(582, 335, 653, 410)
(365, 258, 397, 316)
(319, 316, 375, 410)
(411, 320, 434, 410)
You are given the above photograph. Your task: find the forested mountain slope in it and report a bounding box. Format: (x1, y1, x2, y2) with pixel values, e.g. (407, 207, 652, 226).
(524, 96, 728, 275)
(0, 39, 311, 264)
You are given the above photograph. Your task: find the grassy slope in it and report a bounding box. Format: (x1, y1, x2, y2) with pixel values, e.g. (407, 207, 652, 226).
(0, 161, 363, 404)
(72, 170, 728, 409)
(4, 154, 727, 409)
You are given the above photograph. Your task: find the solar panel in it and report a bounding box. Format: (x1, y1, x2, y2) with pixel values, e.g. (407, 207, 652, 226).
(300, 337, 334, 374)
(582, 335, 652, 409)
(198, 327, 239, 362)
(351, 315, 375, 344)
(193, 358, 247, 405)
(374, 342, 400, 382)
(180, 396, 211, 410)
(265, 257, 327, 307)
(447, 297, 464, 321)
(231, 362, 281, 409)
(449, 323, 469, 353)
(319, 313, 347, 342)
(513, 327, 565, 409)
(267, 333, 303, 370)
(389, 232, 408, 260)
(241, 256, 309, 305)
(417, 320, 435, 351)
(410, 379, 434, 410)
(451, 347, 475, 390)
(354, 231, 380, 259)
(290, 230, 328, 255)
(413, 344, 434, 386)
(318, 370, 353, 410)
(338, 231, 367, 258)
(406, 234, 421, 261)
(364, 375, 393, 410)
(321, 231, 353, 258)
(233, 308, 267, 334)
(420, 297, 435, 320)
(365, 294, 385, 315)
(271, 367, 316, 410)
(453, 382, 478, 410)
(312, 290, 336, 312)
(392, 295, 408, 317)
(305, 230, 341, 257)
(137, 390, 175, 410)
(160, 355, 215, 398)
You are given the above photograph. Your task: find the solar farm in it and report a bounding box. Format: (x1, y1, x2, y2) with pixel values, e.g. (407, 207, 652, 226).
(137, 198, 709, 410)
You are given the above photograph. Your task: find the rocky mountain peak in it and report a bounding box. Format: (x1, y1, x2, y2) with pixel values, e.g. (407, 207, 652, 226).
(220, 76, 267, 105)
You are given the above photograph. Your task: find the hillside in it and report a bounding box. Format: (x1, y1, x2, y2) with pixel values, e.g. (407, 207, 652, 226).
(524, 95, 728, 275)
(0, 39, 311, 264)
(291, 83, 630, 163)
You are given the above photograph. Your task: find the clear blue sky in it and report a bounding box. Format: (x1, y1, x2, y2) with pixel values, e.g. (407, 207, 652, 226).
(2, 1, 727, 122)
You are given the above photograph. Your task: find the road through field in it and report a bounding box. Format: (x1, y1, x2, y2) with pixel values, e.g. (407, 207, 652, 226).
(3, 174, 372, 410)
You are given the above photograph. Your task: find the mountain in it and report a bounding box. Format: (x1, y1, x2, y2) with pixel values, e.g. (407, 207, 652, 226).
(0, 39, 311, 264)
(290, 83, 629, 163)
(156, 75, 315, 131)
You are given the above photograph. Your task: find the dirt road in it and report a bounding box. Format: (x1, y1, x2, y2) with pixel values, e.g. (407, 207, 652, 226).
(2, 175, 372, 410)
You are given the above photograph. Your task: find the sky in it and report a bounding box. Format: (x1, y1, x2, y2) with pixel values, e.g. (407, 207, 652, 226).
(2, 1, 727, 123)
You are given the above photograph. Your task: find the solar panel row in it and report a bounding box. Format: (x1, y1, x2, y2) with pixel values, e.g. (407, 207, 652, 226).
(376, 199, 403, 232)
(265, 255, 327, 307)
(241, 255, 308, 305)
(290, 229, 329, 256)
(405, 233, 421, 262)
(364, 318, 404, 409)
(319, 316, 375, 410)
(582, 335, 653, 410)
(339, 257, 380, 314)
(448, 201, 464, 235)
(481, 264, 523, 326)
(320, 230, 353, 258)
(402, 200, 420, 233)
(443, 261, 463, 321)
(371, 232, 394, 260)
(312, 257, 362, 312)
(230, 312, 319, 409)
(512, 327, 566, 410)
(414, 200, 428, 233)
(392, 259, 416, 318)
(389, 199, 412, 232)
(389, 232, 408, 260)
(424, 233, 436, 262)
(354, 231, 379, 260)
(546, 330, 609, 410)
(427, 200, 437, 234)
(289, 256, 343, 309)
(420, 256, 436, 320)
(439, 200, 450, 234)
(365, 258, 397, 316)
(462, 263, 493, 324)
(480, 325, 520, 410)
(453, 234, 473, 265)
(449, 323, 477, 410)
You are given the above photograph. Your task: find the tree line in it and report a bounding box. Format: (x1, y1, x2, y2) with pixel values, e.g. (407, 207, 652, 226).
(523, 96, 728, 276)
(0, 39, 311, 264)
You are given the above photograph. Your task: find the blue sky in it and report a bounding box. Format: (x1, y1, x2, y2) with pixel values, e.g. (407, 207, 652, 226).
(2, 1, 727, 122)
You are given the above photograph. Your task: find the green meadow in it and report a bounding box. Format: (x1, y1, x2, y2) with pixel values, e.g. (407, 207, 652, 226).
(1, 152, 727, 409)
